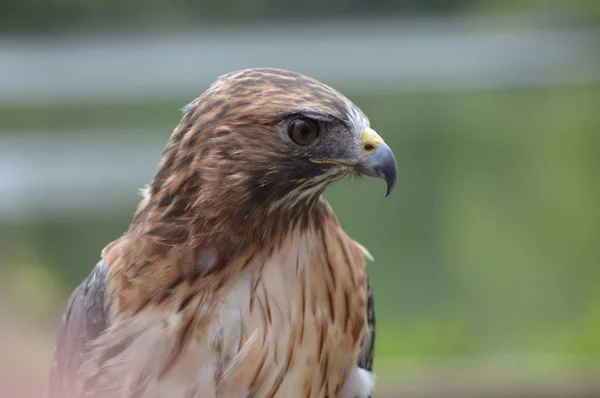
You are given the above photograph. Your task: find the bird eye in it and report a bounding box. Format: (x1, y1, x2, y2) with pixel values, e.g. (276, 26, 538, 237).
(288, 118, 319, 146)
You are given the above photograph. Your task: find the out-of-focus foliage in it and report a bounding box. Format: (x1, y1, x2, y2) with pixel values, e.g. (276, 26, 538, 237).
(1, 0, 599, 32)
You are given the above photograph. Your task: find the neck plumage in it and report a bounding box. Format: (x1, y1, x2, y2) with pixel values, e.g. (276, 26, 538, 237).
(102, 187, 335, 318)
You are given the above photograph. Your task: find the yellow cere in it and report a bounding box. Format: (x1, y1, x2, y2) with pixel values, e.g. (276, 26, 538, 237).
(361, 128, 384, 154)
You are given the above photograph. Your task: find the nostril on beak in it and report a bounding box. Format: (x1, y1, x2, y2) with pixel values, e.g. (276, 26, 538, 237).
(364, 143, 375, 152)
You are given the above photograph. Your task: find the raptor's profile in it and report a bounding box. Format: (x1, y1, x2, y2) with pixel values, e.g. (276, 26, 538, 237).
(47, 68, 397, 398)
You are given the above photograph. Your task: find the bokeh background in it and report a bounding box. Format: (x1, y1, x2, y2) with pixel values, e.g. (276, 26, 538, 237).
(1, 1, 600, 397)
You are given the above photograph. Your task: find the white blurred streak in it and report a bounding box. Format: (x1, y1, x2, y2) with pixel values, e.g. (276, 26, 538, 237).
(0, 17, 599, 105)
(0, 131, 163, 221)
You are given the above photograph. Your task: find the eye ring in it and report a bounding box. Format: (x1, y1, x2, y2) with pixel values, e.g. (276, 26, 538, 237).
(287, 117, 319, 146)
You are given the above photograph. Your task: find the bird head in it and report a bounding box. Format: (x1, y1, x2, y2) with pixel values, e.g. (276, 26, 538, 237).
(142, 68, 397, 249)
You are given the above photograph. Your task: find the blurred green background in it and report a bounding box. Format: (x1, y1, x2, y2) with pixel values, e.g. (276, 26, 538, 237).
(1, 0, 599, 397)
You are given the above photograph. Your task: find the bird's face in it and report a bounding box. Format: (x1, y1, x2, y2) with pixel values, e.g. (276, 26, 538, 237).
(148, 68, 397, 243)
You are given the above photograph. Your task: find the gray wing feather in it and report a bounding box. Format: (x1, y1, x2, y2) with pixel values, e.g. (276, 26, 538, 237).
(358, 275, 375, 372)
(46, 261, 109, 398)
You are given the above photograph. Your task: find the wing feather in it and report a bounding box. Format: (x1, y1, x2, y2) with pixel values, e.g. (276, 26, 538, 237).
(358, 275, 375, 372)
(46, 261, 109, 398)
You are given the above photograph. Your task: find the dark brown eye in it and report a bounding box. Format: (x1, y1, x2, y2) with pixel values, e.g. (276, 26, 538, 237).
(288, 118, 319, 146)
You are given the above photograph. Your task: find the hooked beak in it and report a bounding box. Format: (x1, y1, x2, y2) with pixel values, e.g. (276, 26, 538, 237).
(355, 127, 398, 197)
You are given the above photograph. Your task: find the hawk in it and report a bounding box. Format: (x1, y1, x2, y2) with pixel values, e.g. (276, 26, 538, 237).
(46, 68, 397, 398)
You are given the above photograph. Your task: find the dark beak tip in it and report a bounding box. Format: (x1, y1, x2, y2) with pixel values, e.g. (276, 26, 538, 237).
(383, 168, 397, 197)
(385, 184, 393, 197)
(378, 144, 398, 198)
